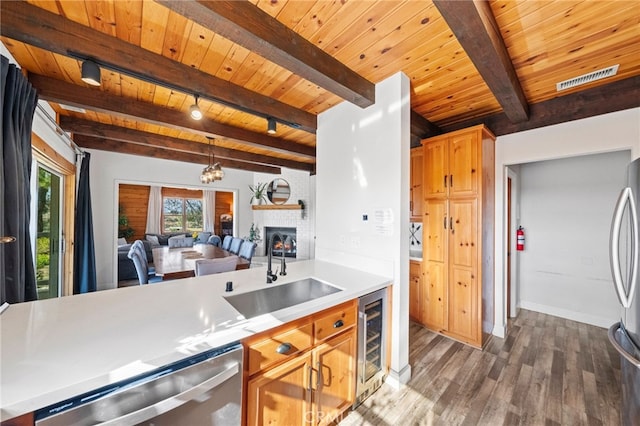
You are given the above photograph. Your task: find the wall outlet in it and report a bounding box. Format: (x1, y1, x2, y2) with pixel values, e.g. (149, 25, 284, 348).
(350, 236, 361, 249)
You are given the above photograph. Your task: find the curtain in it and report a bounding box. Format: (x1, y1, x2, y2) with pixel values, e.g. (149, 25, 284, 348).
(145, 185, 162, 234)
(73, 153, 96, 294)
(203, 189, 216, 233)
(1, 55, 38, 305)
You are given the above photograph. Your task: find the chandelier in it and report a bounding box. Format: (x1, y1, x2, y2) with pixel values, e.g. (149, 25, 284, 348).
(200, 137, 224, 183)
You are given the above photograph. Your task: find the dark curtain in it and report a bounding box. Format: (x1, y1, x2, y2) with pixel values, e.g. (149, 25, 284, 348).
(1, 55, 38, 305)
(73, 152, 96, 294)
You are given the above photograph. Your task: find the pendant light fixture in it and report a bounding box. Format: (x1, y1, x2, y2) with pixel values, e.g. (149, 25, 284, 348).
(81, 60, 101, 86)
(267, 117, 277, 134)
(190, 94, 203, 120)
(200, 137, 224, 183)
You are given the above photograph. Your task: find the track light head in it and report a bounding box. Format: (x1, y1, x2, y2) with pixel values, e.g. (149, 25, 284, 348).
(267, 117, 277, 134)
(81, 60, 101, 86)
(190, 95, 203, 120)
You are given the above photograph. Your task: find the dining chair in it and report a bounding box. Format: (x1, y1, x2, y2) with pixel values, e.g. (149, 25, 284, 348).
(132, 240, 155, 274)
(238, 240, 257, 264)
(221, 235, 233, 251)
(207, 235, 222, 247)
(229, 237, 243, 254)
(168, 235, 194, 248)
(195, 256, 239, 276)
(127, 246, 162, 284)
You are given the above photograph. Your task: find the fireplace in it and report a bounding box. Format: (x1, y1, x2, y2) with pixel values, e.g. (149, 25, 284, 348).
(264, 226, 297, 258)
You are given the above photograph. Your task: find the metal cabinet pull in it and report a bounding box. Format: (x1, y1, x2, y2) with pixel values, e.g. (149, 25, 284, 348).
(450, 217, 453, 231)
(316, 361, 322, 388)
(444, 216, 447, 229)
(307, 365, 313, 393)
(450, 174, 453, 187)
(334, 319, 344, 328)
(444, 175, 447, 187)
(276, 342, 292, 354)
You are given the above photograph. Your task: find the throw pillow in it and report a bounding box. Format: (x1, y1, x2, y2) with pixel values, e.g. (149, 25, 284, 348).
(117, 237, 127, 246)
(146, 235, 160, 246)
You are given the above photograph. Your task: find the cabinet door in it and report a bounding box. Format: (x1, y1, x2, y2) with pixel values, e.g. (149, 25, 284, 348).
(423, 139, 448, 198)
(447, 198, 478, 343)
(423, 199, 448, 330)
(314, 331, 356, 426)
(448, 268, 477, 342)
(410, 148, 423, 219)
(448, 132, 479, 197)
(448, 199, 477, 270)
(424, 261, 447, 330)
(409, 261, 422, 322)
(246, 353, 313, 426)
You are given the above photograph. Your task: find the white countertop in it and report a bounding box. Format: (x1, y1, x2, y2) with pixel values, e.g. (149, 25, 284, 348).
(0, 260, 391, 421)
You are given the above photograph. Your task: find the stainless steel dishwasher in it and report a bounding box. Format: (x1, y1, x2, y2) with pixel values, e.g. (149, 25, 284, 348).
(34, 342, 243, 426)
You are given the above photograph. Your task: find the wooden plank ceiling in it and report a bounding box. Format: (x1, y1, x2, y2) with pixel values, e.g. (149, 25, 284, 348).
(1, 0, 638, 173)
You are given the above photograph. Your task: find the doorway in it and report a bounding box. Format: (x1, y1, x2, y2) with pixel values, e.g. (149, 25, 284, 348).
(35, 165, 63, 300)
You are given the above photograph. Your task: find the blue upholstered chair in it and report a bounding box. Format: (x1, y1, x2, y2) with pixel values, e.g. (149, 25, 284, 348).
(238, 240, 257, 264)
(207, 235, 222, 247)
(127, 246, 161, 284)
(132, 240, 155, 274)
(222, 235, 233, 251)
(195, 256, 239, 276)
(229, 237, 243, 254)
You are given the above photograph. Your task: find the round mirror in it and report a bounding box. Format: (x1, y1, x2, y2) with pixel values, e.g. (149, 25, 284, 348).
(267, 178, 291, 205)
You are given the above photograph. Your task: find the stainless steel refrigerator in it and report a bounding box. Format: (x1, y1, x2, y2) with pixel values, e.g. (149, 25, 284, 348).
(609, 156, 640, 425)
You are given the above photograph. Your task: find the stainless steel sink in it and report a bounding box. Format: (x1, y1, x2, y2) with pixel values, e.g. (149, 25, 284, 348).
(223, 278, 342, 319)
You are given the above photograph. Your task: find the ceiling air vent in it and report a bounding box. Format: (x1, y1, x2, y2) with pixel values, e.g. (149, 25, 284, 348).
(556, 65, 619, 91)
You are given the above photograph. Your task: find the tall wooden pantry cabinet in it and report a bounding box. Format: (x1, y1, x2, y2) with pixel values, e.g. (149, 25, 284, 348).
(421, 124, 495, 348)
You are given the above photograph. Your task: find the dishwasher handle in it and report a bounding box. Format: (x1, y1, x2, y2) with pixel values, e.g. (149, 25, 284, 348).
(101, 361, 239, 426)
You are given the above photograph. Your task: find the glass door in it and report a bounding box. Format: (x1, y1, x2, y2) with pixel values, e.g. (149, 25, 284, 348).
(35, 165, 62, 300)
(364, 299, 384, 381)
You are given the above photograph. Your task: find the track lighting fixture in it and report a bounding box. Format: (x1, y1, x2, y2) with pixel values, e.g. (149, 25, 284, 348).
(267, 117, 277, 134)
(81, 60, 101, 86)
(190, 94, 203, 120)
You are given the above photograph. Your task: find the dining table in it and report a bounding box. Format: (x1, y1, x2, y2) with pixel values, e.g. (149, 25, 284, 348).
(152, 244, 250, 280)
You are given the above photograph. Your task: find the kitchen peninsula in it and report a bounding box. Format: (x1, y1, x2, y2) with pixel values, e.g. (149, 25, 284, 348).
(0, 260, 392, 422)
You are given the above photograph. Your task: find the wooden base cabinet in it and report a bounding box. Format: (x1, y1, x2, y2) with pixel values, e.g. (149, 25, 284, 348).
(420, 125, 495, 348)
(244, 300, 357, 426)
(410, 147, 424, 221)
(409, 260, 422, 322)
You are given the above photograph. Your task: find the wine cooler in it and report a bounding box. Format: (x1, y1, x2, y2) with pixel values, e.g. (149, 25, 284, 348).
(354, 287, 388, 407)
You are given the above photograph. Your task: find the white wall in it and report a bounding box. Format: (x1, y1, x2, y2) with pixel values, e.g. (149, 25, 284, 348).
(517, 151, 629, 327)
(494, 108, 640, 336)
(316, 73, 411, 386)
(87, 149, 255, 290)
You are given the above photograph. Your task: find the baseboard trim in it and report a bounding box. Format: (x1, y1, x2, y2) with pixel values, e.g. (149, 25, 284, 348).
(519, 301, 614, 329)
(385, 364, 412, 390)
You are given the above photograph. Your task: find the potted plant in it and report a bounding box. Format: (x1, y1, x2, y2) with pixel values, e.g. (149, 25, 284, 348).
(249, 182, 268, 205)
(246, 223, 262, 243)
(118, 204, 135, 240)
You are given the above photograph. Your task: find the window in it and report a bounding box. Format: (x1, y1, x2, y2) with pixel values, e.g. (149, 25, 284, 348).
(163, 197, 203, 233)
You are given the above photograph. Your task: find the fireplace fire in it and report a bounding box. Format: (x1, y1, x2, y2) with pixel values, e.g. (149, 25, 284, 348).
(264, 226, 297, 258)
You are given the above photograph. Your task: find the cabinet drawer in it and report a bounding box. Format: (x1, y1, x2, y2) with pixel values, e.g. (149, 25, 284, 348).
(314, 300, 357, 343)
(247, 322, 313, 376)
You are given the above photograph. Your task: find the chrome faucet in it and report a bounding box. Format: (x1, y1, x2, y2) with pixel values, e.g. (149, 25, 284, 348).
(267, 232, 287, 283)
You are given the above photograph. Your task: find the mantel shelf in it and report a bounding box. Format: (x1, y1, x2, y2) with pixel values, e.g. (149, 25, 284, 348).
(251, 204, 302, 210)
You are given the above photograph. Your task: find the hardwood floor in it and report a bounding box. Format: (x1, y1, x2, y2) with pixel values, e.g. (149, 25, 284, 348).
(340, 309, 621, 426)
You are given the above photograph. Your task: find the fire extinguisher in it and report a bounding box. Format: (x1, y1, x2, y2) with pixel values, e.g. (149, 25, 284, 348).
(516, 226, 525, 251)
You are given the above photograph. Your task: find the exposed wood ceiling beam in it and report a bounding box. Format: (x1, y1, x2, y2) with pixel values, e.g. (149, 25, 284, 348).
(158, 0, 375, 109)
(433, 0, 529, 123)
(411, 110, 442, 145)
(442, 76, 640, 136)
(29, 73, 316, 160)
(59, 116, 315, 173)
(74, 134, 282, 175)
(0, 0, 316, 133)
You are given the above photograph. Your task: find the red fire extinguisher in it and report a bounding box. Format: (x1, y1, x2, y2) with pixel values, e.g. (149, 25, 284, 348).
(516, 226, 525, 251)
